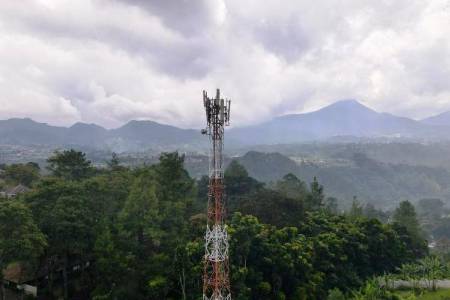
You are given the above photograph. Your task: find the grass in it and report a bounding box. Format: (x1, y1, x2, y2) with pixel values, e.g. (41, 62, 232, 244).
(396, 289, 450, 299)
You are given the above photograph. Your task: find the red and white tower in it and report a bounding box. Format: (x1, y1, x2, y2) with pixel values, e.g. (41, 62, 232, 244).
(201, 89, 231, 300)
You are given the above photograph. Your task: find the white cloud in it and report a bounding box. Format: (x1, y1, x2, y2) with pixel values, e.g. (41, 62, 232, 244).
(0, 0, 449, 128)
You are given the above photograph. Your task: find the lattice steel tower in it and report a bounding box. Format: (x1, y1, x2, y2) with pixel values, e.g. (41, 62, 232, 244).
(201, 89, 231, 300)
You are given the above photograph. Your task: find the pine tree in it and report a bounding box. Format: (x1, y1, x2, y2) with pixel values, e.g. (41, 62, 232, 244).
(393, 200, 422, 240)
(306, 176, 324, 210)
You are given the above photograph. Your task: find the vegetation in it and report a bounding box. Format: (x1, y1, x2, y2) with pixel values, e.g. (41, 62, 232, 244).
(4, 141, 450, 210)
(396, 289, 450, 299)
(326, 255, 450, 299)
(0, 150, 432, 299)
(234, 151, 450, 209)
(0, 198, 46, 299)
(3, 162, 40, 187)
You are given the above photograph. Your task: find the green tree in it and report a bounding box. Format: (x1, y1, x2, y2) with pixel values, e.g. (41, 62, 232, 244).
(47, 194, 95, 299)
(82, 170, 132, 223)
(275, 173, 308, 199)
(92, 221, 127, 300)
(393, 201, 422, 240)
(229, 213, 317, 300)
(225, 160, 249, 179)
(306, 177, 324, 210)
(0, 198, 46, 300)
(392, 201, 428, 260)
(4, 162, 40, 187)
(154, 152, 195, 212)
(24, 178, 96, 299)
(239, 188, 305, 227)
(12, 151, 428, 300)
(392, 222, 428, 260)
(47, 149, 92, 180)
(224, 160, 263, 212)
(119, 171, 161, 247)
(117, 171, 165, 298)
(153, 153, 196, 299)
(327, 288, 345, 300)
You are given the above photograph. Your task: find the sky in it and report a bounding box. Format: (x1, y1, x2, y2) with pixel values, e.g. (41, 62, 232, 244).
(0, 0, 449, 129)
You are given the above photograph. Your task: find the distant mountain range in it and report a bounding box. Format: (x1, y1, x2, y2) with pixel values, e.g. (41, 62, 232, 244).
(230, 100, 449, 145)
(1, 100, 450, 151)
(0, 118, 205, 152)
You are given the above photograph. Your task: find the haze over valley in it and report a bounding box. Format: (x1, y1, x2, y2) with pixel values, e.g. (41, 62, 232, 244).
(2, 100, 450, 209)
(3, 99, 450, 150)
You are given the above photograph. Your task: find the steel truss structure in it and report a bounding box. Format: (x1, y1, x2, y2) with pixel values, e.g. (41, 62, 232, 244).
(201, 89, 231, 300)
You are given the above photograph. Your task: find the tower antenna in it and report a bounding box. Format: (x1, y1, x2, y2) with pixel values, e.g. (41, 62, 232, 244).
(201, 89, 231, 300)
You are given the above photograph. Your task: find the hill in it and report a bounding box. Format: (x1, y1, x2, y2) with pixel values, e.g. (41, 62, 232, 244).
(234, 151, 450, 209)
(236, 141, 450, 170)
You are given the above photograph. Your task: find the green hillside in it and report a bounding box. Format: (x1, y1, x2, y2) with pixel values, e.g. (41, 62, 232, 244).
(236, 151, 450, 209)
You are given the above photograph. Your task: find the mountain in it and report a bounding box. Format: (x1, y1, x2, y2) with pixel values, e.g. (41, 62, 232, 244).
(67, 122, 108, 147)
(0, 118, 66, 145)
(228, 99, 437, 145)
(108, 120, 205, 152)
(111, 120, 200, 145)
(0, 100, 449, 151)
(421, 111, 450, 126)
(0, 118, 205, 152)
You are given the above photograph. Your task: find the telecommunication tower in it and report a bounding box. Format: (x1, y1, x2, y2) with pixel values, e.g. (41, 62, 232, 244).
(201, 89, 231, 300)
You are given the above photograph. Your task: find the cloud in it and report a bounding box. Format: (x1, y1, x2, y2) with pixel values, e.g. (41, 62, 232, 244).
(114, 0, 227, 36)
(0, 0, 449, 128)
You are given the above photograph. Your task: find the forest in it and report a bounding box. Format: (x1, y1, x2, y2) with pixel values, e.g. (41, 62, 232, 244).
(0, 150, 440, 299)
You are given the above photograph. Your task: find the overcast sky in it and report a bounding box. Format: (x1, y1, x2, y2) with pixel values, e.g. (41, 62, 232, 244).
(0, 0, 449, 128)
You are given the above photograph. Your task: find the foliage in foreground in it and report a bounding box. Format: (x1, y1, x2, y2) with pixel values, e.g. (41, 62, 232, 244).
(0, 150, 428, 299)
(329, 256, 450, 300)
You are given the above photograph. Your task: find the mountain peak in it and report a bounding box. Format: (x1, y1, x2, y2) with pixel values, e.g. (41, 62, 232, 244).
(121, 120, 160, 127)
(70, 122, 105, 130)
(0, 117, 56, 128)
(320, 99, 374, 112)
(333, 99, 361, 105)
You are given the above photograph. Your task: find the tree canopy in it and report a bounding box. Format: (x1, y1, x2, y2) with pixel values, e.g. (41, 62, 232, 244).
(47, 149, 92, 180)
(0, 150, 429, 299)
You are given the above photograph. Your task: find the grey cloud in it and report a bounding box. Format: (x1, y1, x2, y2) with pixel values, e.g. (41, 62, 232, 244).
(0, 0, 449, 128)
(254, 18, 310, 62)
(113, 0, 217, 36)
(0, 1, 214, 79)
